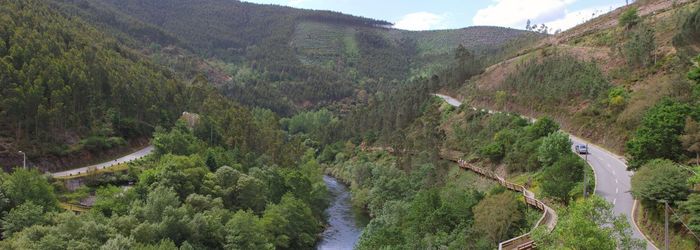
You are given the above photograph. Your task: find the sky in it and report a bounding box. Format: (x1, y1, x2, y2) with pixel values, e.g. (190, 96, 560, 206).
(243, 0, 630, 32)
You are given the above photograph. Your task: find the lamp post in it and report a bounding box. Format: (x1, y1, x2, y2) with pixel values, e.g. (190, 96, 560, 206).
(18, 151, 26, 169)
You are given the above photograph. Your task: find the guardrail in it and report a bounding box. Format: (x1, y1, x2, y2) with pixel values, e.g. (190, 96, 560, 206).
(455, 159, 557, 250)
(59, 202, 91, 213)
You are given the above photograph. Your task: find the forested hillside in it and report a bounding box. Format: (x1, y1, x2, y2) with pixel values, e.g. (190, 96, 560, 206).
(450, 0, 700, 247)
(0, 0, 191, 168)
(0, 1, 333, 248)
(55, 0, 534, 114)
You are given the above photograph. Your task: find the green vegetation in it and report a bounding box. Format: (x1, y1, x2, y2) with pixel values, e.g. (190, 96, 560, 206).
(0, 0, 186, 156)
(7, 0, 700, 248)
(44, 0, 532, 115)
(619, 7, 641, 29)
(626, 99, 693, 169)
(632, 159, 689, 205)
(1, 112, 328, 249)
(627, 51, 700, 248)
(533, 196, 644, 249)
(623, 23, 656, 68)
(673, 4, 700, 54)
(502, 53, 611, 109)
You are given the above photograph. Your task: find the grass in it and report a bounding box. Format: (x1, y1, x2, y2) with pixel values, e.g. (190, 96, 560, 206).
(634, 203, 698, 250)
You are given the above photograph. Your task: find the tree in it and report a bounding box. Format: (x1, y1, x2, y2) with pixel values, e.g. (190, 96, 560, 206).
(537, 131, 571, 167)
(680, 194, 700, 235)
(153, 123, 203, 156)
(262, 194, 320, 249)
(235, 175, 267, 213)
(1, 201, 45, 238)
(525, 20, 532, 31)
(472, 192, 523, 244)
(205, 152, 218, 171)
(1, 169, 58, 210)
(100, 235, 135, 250)
(534, 195, 645, 249)
(619, 7, 640, 29)
(526, 117, 559, 138)
(631, 159, 689, 205)
(92, 185, 132, 217)
(681, 117, 700, 165)
(623, 23, 656, 68)
(541, 154, 585, 203)
(626, 100, 691, 170)
(225, 210, 273, 250)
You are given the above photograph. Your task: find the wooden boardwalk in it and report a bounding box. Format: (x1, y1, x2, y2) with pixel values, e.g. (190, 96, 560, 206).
(450, 157, 557, 250)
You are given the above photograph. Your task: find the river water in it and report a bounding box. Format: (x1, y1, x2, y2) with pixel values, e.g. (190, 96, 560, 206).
(317, 175, 369, 250)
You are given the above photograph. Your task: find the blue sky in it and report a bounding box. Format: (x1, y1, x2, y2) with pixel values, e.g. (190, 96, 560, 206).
(244, 0, 630, 31)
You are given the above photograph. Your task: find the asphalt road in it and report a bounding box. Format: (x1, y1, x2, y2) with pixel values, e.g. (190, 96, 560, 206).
(435, 94, 654, 249)
(51, 145, 155, 178)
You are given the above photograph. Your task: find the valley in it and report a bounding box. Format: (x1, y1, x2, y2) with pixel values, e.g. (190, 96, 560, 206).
(1, 0, 700, 249)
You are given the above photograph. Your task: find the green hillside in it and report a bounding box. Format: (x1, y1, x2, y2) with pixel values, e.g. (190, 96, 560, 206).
(0, 0, 187, 165)
(56, 0, 532, 114)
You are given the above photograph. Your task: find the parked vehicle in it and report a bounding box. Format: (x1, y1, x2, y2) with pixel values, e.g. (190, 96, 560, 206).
(575, 144, 589, 154)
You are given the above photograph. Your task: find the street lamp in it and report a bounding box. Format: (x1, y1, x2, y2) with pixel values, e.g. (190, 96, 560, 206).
(18, 151, 26, 169)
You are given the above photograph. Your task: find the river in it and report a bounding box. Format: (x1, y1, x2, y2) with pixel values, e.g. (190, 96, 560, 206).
(317, 175, 369, 250)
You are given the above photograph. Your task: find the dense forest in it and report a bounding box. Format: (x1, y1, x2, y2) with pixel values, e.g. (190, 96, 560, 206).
(49, 0, 532, 115)
(0, 1, 330, 248)
(0, 0, 190, 166)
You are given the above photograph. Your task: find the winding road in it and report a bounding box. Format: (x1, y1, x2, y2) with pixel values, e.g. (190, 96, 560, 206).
(435, 94, 655, 250)
(51, 145, 154, 178)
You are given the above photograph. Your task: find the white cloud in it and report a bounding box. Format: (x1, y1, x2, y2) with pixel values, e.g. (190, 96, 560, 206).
(546, 4, 623, 31)
(394, 12, 448, 31)
(473, 0, 623, 32)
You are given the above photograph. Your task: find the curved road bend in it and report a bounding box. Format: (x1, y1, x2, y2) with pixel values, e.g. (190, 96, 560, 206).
(435, 94, 654, 250)
(51, 145, 154, 178)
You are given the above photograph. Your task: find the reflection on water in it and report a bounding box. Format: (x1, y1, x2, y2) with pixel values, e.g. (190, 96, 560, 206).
(317, 175, 369, 250)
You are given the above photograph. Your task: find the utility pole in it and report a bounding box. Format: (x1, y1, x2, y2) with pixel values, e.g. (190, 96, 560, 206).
(663, 200, 669, 250)
(18, 151, 26, 169)
(583, 143, 589, 198)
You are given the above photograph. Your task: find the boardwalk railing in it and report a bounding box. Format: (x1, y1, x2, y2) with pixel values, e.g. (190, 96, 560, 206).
(59, 202, 91, 213)
(455, 159, 557, 250)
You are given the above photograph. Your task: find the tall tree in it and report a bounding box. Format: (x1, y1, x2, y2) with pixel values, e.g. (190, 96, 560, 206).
(631, 159, 689, 205)
(626, 99, 691, 170)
